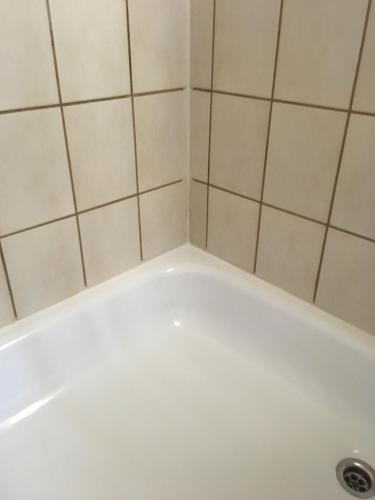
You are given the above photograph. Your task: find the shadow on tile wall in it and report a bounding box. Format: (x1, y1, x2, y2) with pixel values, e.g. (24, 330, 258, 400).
(190, 0, 375, 335)
(0, 0, 188, 325)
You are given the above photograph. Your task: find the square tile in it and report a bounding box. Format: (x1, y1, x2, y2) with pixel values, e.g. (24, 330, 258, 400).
(207, 187, 259, 271)
(140, 182, 186, 260)
(189, 181, 207, 249)
(275, 0, 367, 108)
(0, 256, 14, 328)
(191, 91, 210, 182)
(65, 99, 136, 211)
(135, 91, 188, 192)
(354, 6, 375, 113)
(191, 0, 214, 88)
(213, 0, 280, 97)
(0, 109, 74, 235)
(264, 103, 345, 221)
(316, 229, 375, 335)
(79, 199, 140, 286)
(210, 93, 269, 199)
(129, 0, 188, 93)
(2, 219, 84, 317)
(331, 114, 375, 239)
(49, 0, 130, 101)
(256, 207, 325, 301)
(0, 0, 58, 110)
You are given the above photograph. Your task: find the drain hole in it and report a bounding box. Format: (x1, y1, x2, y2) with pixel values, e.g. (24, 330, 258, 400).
(344, 468, 371, 493)
(337, 459, 375, 498)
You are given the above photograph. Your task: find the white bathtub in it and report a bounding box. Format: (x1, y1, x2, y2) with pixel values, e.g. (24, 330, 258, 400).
(0, 244, 374, 500)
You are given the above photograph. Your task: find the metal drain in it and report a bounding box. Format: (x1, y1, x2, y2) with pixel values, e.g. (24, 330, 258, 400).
(337, 458, 375, 498)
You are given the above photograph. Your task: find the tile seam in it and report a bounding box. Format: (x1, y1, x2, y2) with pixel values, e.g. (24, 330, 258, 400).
(192, 179, 375, 245)
(45, 0, 87, 286)
(205, 0, 217, 248)
(125, 0, 143, 261)
(0, 241, 18, 319)
(0, 88, 186, 116)
(312, 0, 373, 302)
(253, 0, 285, 274)
(192, 87, 375, 117)
(0, 180, 184, 240)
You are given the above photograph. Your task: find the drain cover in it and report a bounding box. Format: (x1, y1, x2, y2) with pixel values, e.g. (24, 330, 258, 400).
(337, 458, 375, 498)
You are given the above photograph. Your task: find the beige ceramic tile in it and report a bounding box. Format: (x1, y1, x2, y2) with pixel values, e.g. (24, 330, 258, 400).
(264, 103, 345, 221)
(135, 91, 188, 192)
(331, 114, 375, 239)
(191, 0, 214, 88)
(191, 91, 210, 182)
(0, 109, 74, 235)
(129, 0, 188, 93)
(257, 207, 325, 301)
(2, 219, 84, 318)
(213, 0, 280, 97)
(316, 229, 375, 335)
(207, 187, 259, 271)
(49, 0, 130, 101)
(189, 181, 207, 249)
(0, 256, 14, 328)
(275, 0, 367, 108)
(0, 0, 58, 110)
(65, 99, 136, 211)
(354, 6, 375, 113)
(210, 93, 269, 199)
(140, 182, 186, 260)
(79, 199, 140, 286)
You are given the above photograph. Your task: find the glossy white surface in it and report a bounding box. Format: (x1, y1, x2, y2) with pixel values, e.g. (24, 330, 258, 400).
(0, 244, 374, 500)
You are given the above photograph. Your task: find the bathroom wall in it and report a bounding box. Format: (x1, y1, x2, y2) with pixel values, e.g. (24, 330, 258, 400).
(0, 0, 188, 326)
(190, 0, 375, 335)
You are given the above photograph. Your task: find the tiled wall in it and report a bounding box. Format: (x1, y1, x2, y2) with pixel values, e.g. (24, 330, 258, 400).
(190, 0, 375, 335)
(0, 0, 188, 326)
(1, 0, 374, 337)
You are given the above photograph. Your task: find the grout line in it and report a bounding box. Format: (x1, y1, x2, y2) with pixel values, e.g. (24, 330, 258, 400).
(193, 87, 212, 93)
(125, 0, 143, 261)
(59, 107, 88, 283)
(329, 226, 375, 244)
(205, 0, 217, 249)
(212, 89, 271, 103)
(2, 91, 374, 120)
(134, 87, 186, 98)
(45, 0, 87, 286)
(0, 181, 184, 240)
(2, 177, 370, 246)
(62, 94, 131, 107)
(192, 177, 208, 186)
(262, 202, 325, 226)
(1, 214, 76, 240)
(0, 241, 18, 319)
(210, 183, 259, 204)
(193, 179, 375, 245)
(0, 89, 187, 117)
(74, 216, 87, 284)
(0, 103, 60, 116)
(351, 108, 375, 118)
(313, 0, 373, 302)
(194, 179, 323, 224)
(192, 88, 375, 118)
(253, 0, 284, 274)
(78, 195, 137, 215)
(186, 0, 192, 244)
(274, 98, 347, 114)
(139, 179, 183, 196)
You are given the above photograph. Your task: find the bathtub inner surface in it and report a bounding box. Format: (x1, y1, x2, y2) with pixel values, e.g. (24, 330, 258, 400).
(0, 245, 374, 500)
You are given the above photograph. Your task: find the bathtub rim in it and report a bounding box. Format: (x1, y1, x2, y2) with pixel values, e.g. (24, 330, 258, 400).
(0, 243, 374, 358)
